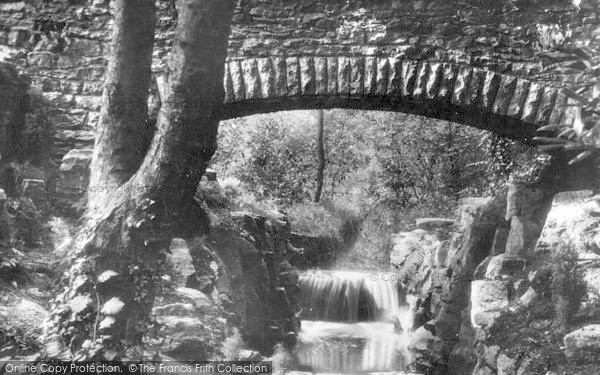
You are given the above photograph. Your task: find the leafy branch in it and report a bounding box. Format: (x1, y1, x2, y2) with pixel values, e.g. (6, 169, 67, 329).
(534, 46, 600, 165)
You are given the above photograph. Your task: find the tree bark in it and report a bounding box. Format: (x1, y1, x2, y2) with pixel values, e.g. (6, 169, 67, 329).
(42, 0, 235, 360)
(314, 109, 325, 203)
(88, 0, 156, 214)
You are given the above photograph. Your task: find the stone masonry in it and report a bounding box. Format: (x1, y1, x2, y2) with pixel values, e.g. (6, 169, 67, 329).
(0, 0, 599, 164)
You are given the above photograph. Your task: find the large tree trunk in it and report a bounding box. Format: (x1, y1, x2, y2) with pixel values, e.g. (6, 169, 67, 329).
(41, 0, 235, 360)
(314, 109, 325, 203)
(88, 0, 156, 213)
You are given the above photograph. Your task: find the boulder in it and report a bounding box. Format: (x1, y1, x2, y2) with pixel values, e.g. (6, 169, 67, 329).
(564, 325, 600, 358)
(470, 280, 510, 328)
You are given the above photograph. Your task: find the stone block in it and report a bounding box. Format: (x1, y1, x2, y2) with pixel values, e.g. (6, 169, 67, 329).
(485, 254, 526, 280)
(564, 325, 600, 358)
(471, 280, 510, 327)
(505, 216, 539, 256)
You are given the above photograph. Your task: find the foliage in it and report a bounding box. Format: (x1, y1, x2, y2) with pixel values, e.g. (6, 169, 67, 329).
(214, 115, 317, 203)
(213, 110, 527, 211)
(370, 113, 494, 207)
(221, 328, 247, 360)
(269, 343, 296, 374)
(550, 241, 587, 329)
(534, 45, 600, 165)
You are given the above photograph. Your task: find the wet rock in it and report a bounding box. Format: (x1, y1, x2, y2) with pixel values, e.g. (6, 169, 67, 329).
(564, 324, 600, 358)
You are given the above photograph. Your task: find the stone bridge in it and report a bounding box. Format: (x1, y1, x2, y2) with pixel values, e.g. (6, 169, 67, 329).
(220, 56, 574, 141)
(0, 0, 598, 159)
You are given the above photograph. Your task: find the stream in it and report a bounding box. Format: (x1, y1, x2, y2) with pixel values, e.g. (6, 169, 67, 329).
(292, 270, 418, 374)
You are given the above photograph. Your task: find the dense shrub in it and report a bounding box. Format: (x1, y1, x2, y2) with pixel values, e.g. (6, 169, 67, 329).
(550, 241, 587, 330)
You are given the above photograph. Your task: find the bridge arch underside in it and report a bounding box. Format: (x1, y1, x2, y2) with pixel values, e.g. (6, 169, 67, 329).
(220, 56, 577, 144)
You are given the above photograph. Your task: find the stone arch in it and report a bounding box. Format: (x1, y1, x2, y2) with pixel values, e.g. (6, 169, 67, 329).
(220, 55, 578, 143)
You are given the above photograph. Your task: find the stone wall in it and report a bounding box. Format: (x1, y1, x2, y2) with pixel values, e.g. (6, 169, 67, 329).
(0, 0, 599, 166)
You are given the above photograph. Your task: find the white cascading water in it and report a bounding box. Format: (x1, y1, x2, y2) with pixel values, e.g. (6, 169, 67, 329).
(294, 270, 416, 373)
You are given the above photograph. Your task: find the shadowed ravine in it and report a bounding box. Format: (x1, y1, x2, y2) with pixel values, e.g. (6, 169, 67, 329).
(294, 270, 417, 374)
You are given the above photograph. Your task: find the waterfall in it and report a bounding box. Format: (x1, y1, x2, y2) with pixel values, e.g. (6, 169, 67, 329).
(295, 270, 415, 373)
(299, 270, 404, 323)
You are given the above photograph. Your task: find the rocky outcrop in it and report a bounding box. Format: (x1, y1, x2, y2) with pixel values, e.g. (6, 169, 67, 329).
(151, 210, 300, 359)
(462, 189, 600, 375)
